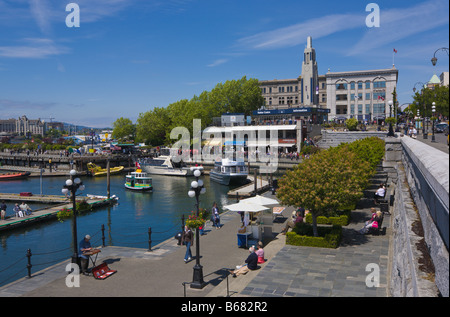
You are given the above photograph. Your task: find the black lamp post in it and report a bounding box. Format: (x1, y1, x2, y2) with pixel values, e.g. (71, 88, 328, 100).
(431, 47, 449, 66)
(413, 83, 427, 138)
(187, 168, 207, 289)
(431, 102, 436, 143)
(387, 100, 395, 137)
(62, 169, 85, 267)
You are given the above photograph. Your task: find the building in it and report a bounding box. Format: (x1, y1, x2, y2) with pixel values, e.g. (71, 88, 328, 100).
(259, 36, 399, 123)
(439, 72, 449, 87)
(0, 119, 17, 135)
(15, 115, 45, 137)
(326, 67, 399, 122)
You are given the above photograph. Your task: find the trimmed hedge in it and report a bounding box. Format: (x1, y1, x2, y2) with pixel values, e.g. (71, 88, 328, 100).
(286, 224, 342, 248)
(304, 209, 351, 226)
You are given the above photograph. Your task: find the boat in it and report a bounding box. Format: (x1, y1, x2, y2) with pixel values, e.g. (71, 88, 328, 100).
(125, 169, 153, 191)
(209, 158, 248, 186)
(138, 149, 203, 177)
(0, 171, 31, 181)
(87, 162, 124, 177)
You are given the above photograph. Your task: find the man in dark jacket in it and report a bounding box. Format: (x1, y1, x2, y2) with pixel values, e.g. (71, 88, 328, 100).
(230, 246, 258, 277)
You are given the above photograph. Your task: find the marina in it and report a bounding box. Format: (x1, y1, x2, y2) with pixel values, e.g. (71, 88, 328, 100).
(0, 172, 234, 287)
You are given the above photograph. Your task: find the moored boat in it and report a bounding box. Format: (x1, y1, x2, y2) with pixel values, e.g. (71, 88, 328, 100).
(209, 159, 248, 186)
(87, 162, 124, 177)
(0, 172, 31, 181)
(125, 170, 153, 191)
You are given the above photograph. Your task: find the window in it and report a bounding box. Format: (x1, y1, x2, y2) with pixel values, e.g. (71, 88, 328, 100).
(366, 93, 371, 100)
(336, 94, 348, 101)
(350, 104, 355, 114)
(373, 92, 386, 100)
(279, 86, 285, 93)
(350, 82, 355, 90)
(373, 103, 385, 114)
(366, 104, 371, 114)
(366, 81, 371, 89)
(373, 81, 386, 88)
(358, 104, 363, 114)
(336, 83, 347, 90)
(358, 82, 363, 90)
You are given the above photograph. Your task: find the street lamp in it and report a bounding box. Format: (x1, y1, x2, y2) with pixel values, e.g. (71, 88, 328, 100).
(431, 102, 436, 143)
(62, 169, 85, 267)
(187, 168, 207, 289)
(387, 100, 395, 137)
(431, 47, 449, 66)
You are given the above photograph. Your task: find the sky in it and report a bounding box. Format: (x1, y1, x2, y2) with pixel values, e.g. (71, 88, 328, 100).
(0, 0, 448, 128)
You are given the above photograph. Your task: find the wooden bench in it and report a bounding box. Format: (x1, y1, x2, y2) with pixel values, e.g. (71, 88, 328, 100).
(370, 213, 385, 236)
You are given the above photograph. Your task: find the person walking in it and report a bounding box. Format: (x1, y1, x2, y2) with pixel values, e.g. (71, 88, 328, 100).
(212, 202, 221, 229)
(181, 225, 193, 263)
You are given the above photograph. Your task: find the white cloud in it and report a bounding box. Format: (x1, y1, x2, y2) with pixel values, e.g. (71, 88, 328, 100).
(236, 13, 364, 50)
(207, 59, 228, 67)
(0, 38, 69, 59)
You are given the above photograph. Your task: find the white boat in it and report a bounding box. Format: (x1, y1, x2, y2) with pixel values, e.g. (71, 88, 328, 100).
(124, 170, 153, 191)
(210, 158, 248, 186)
(138, 149, 203, 177)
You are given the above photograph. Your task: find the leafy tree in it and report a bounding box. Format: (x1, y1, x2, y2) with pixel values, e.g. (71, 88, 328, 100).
(136, 107, 171, 146)
(412, 85, 449, 118)
(112, 117, 135, 141)
(345, 118, 358, 131)
(277, 141, 375, 237)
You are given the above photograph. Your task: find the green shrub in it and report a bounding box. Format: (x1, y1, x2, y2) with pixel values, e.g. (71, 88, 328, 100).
(304, 209, 351, 226)
(346, 118, 358, 131)
(286, 224, 342, 248)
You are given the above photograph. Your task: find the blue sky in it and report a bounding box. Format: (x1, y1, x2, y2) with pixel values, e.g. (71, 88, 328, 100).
(0, 0, 448, 128)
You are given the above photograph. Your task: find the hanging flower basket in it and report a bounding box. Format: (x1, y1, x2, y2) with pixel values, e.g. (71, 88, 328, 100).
(185, 211, 206, 229)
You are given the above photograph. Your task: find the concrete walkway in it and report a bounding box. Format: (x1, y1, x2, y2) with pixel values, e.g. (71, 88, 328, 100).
(0, 186, 391, 298)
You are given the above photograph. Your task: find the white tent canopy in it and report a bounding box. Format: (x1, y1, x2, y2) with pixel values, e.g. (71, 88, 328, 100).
(223, 202, 269, 212)
(239, 195, 279, 206)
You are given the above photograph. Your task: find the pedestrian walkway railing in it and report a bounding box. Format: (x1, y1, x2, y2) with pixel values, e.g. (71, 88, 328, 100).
(0, 215, 188, 288)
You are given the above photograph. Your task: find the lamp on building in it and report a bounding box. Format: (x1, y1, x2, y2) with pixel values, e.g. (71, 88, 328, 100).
(62, 169, 85, 267)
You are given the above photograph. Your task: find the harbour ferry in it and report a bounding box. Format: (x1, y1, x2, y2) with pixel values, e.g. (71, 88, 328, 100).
(124, 169, 153, 191)
(209, 158, 248, 186)
(138, 148, 203, 177)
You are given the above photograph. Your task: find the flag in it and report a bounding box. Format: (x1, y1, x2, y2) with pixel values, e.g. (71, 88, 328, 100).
(393, 48, 397, 53)
(378, 96, 384, 101)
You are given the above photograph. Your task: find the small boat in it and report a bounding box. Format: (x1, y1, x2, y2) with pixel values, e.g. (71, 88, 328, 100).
(138, 149, 203, 177)
(0, 171, 31, 181)
(125, 170, 153, 191)
(87, 162, 124, 176)
(209, 158, 248, 186)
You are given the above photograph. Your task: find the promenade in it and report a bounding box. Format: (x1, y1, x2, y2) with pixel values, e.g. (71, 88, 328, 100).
(0, 185, 390, 298)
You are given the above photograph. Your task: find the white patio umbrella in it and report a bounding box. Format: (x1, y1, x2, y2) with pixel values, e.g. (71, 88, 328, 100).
(239, 195, 279, 206)
(223, 201, 269, 212)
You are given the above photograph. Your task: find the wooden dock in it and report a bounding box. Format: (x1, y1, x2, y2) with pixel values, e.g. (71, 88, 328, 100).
(0, 195, 117, 232)
(227, 176, 270, 198)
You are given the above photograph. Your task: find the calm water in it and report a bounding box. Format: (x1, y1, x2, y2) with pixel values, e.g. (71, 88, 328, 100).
(0, 173, 233, 287)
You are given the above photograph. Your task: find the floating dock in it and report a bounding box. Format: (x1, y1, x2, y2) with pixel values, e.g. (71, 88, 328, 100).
(227, 176, 270, 198)
(0, 195, 117, 232)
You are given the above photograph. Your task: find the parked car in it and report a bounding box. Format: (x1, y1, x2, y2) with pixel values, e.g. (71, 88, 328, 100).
(435, 122, 449, 133)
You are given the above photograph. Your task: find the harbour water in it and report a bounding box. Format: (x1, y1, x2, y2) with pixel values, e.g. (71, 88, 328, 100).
(0, 173, 232, 287)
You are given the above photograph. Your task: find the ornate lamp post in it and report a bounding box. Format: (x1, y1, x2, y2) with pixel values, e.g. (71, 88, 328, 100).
(431, 102, 436, 143)
(413, 82, 427, 139)
(431, 47, 449, 66)
(187, 168, 207, 289)
(387, 100, 395, 137)
(62, 169, 85, 266)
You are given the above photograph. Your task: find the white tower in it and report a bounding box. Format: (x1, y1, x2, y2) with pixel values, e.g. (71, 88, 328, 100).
(301, 36, 319, 106)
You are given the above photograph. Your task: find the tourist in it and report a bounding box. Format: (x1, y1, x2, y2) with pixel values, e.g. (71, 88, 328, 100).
(79, 234, 92, 275)
(181, 225, 193, 263)
(1, 201, 6, 220)
(359, 210, 382, 234)
(14, 203, 23, 218)
(212, 202, 221, 229)
(229, 246, 258, 277)
(281, 210, 303, 235)
(256, 241, 265, 264)
(373, 184, 386, 204)
(19, 202, 32, 216)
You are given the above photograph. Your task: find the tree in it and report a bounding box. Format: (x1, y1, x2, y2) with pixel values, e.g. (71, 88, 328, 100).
(277, 145, 372, 237)
(112, 117, 135, 141)
(412, 85, 449, 118)
(135, 107, 171, 146)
